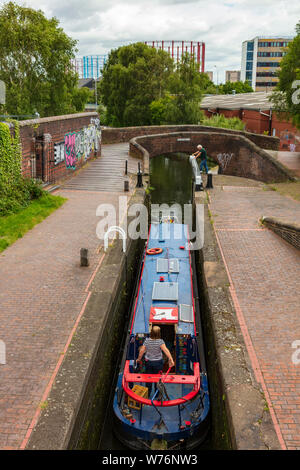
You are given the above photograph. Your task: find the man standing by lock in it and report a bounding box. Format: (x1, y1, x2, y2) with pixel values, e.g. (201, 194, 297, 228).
(192, 144, 209, 174)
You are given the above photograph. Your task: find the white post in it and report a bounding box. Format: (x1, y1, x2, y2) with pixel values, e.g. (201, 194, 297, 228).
(0, 340, 6, 365)
(104, 226, 127, 253)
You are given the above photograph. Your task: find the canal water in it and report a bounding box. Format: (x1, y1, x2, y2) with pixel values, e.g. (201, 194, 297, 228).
(98, 153, 212, 450)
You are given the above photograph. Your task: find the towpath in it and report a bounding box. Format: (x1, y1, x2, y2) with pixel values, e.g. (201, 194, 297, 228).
(208, 175, 300, 450)
(0, 143, 136, 449)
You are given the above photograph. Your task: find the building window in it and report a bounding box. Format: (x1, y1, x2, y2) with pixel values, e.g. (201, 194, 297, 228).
(247, 41, 254, 51)
(247, 52, 253, 60)
(256, 82, 276, 87)
(246, 61, 253, 70)
(257, 62, 280, 67)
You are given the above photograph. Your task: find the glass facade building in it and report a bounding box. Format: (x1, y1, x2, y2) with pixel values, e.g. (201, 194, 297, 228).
(241, 36, 292, 91)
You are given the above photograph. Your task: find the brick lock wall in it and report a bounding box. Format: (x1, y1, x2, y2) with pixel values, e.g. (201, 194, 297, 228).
(18, 113, 101, 183)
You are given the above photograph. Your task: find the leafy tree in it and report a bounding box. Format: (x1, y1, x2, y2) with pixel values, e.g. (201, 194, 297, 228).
(149, 54, 207, 125)
(100, 42, 174, 126)
(0, 2, 88, 117)
(271, 22, 300, 129)
(218, 81, 253, 94)
(72, 87, 94, 112)
(163, 54, 205, 124)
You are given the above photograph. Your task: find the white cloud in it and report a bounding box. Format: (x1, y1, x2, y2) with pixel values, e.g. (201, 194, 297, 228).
(0, 0, 299, 82)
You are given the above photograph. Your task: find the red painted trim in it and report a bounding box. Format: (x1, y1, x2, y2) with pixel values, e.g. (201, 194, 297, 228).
(129, 224, 151, 334)
(122, 362, 200, 407)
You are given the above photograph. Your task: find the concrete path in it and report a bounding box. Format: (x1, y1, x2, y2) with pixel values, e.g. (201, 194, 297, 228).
(0, 143, 134, 449)
(208, 175, 300, 450)
(265, 150, 300, 178)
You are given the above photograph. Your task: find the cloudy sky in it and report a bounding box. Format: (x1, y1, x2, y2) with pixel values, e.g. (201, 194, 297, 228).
(1, 0, 299, 82)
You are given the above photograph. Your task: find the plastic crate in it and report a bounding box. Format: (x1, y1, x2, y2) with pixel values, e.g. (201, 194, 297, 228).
(128, 385, 148, 410)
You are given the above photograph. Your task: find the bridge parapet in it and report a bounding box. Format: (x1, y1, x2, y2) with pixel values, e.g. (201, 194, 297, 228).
(129, 131, 294, 183)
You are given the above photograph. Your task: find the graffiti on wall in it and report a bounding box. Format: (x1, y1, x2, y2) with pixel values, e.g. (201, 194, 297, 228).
(279, 129, 300, 152)
(54, 118, 101, 170)
(217, 153, 234, 171)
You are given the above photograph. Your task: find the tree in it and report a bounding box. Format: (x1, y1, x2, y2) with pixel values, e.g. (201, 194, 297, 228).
(100, 42, 174, 127)
(218, 81, 253, 94)
(271, 22, 300, 129)
(149, 54, 207, 125)
(0, 2, 87, 117)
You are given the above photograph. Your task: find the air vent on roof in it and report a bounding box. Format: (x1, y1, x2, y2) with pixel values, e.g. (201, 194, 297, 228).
(156, 258, 179, 273)
(179, 304, 193, 323)
(152, 282, 178, 301)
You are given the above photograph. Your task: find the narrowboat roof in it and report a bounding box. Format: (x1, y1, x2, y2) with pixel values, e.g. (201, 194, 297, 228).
(132, 223, 195, 336)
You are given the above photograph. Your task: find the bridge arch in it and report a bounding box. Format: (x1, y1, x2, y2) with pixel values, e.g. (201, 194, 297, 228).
(129, 131, 293, 183)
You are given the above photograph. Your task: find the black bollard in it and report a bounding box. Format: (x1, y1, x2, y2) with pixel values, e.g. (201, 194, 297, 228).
(125, 160, 128, 175)
(136, 162, 143, 188)
(206, 172, 213, 189)
(80, 248, 89, 267)
(124, 179, 129, 192)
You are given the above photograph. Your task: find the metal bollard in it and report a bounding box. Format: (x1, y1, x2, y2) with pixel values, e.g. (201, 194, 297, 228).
(136, 162, 143, 188)
(124, 179, 129, 192)
(206, 172, 213, 189)
(125, 160, 128, 175)
(80, 248, 89, 267)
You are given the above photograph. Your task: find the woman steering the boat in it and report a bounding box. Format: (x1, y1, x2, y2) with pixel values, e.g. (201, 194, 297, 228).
(137, 326, 174, 394)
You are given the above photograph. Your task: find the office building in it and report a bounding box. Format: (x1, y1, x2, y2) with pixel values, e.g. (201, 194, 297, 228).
(72, 56, 108, 79)
(225, 70, 241, 82)
(206, 71, 214, 81)
(241, 37, 292, 91)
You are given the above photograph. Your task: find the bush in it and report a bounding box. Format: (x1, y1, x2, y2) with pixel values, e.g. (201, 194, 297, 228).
(0, 178, 44, 216)
(201, 114, 245, 130)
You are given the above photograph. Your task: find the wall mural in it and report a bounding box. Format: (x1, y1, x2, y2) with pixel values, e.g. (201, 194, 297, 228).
(54, 118, 101, 169)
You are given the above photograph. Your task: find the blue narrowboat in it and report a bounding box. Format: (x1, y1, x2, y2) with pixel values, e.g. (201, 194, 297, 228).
(113, 222, 210, 450)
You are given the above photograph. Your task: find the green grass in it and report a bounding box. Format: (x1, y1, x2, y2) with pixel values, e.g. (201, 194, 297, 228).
(0, 193, 66, 253)
(265, 181, 300, 201)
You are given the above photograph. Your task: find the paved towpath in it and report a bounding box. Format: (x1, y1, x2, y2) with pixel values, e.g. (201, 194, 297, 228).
(208, 175, 300, 450)
(265, 150, 300, 178)
(0, 143, 134, 449)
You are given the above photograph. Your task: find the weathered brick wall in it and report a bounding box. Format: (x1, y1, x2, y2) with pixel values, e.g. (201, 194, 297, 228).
(102, 124, 279, 150)
(129, 131, 294, 183)
(262, 217, 300, 250)
(18, 113, 101, 183)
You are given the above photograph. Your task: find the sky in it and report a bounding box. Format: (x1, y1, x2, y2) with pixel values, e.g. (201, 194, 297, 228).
(1, 0, 299, 83)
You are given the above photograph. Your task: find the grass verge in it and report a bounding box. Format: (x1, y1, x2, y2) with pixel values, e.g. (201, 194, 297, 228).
(0, 193, 66, 253)
(265, 181, 300, 201)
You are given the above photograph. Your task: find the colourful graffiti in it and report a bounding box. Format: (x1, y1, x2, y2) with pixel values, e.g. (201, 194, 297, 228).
(279, 129, 300, 152)
(54, 119, 101, 170)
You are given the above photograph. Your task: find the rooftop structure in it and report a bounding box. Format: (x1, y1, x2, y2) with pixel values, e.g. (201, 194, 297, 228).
(144, 40, 205, 72)
(201, 91, 273, 111)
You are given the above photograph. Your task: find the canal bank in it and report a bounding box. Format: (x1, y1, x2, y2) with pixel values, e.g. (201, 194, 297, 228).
(25, 187, 146, 450)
